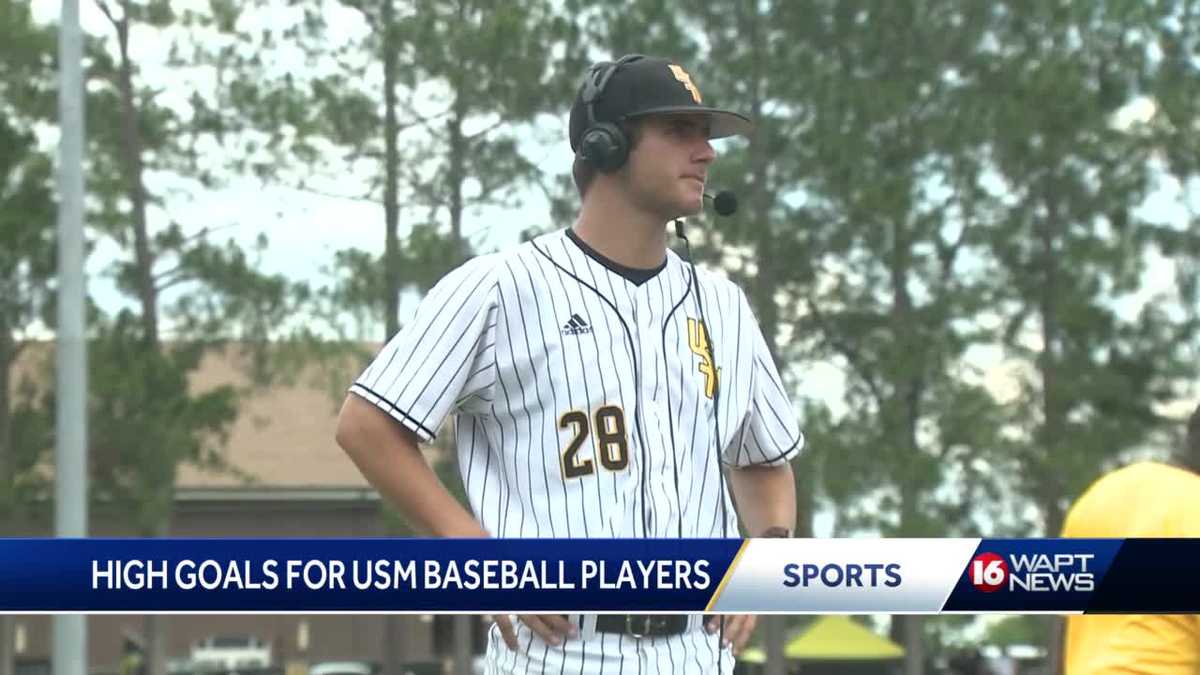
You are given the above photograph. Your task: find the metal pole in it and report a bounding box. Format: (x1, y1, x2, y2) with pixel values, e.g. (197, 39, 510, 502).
(54, 0, 88, 673)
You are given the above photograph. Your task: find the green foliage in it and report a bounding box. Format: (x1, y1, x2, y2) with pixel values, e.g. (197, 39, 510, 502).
(0, 0, 59, 524)
(312, 223, 466, 342)
(403, 0, 572, 116)
(0, 117, 56, 332)
(984, 615, 1045, 648)
(87, 314, 240, 534)
(0, 0, 57, 121)
(403, 224, 472, 293)
(158, 232, 311, 385)
(5, 373, 53, 517)
(957, 0, 1200, 535)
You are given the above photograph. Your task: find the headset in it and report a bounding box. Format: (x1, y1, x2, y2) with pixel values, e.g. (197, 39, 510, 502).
(578, 54, 646, 172)
(672, 219, 734, 673)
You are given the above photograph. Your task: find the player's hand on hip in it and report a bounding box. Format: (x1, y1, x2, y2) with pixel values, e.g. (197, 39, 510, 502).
(494, 613, 578, 650)
(706, 614, 757, 656)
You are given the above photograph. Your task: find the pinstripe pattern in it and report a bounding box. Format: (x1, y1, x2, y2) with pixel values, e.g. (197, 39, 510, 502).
(351, 230, 802, 673)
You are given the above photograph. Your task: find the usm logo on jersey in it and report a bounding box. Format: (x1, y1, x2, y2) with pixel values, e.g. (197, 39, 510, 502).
(687, 318, 719, 398)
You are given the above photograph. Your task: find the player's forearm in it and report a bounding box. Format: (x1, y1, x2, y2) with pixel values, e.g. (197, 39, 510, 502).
(336, 394, 487, 538)
(728, 462, 797, 537)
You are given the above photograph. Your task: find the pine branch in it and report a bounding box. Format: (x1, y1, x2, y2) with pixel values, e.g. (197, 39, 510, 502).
(804, 294, 885, 406)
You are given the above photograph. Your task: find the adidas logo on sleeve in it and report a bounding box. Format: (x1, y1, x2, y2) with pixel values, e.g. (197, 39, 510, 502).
(561, 313, 592, 336)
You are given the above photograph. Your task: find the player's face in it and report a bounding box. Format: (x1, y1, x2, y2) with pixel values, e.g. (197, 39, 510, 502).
(622, 113, 716, 221)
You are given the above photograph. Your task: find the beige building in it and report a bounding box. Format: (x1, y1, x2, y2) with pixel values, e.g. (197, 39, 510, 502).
(8, 345, 487, 675)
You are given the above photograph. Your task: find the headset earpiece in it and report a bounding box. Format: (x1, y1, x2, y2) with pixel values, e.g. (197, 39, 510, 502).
(579, 121, 628, 172)
(578, 54, 644, 172)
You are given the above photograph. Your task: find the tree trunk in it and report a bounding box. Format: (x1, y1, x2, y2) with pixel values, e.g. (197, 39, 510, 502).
(888, 616, 925, 675)
(888, 210, 927, 675)
(744, 0, 780, 365)
(1044, 615, 1065, 675)
(142, 615, 165, 675)
(0, 616, 13, 675)
(378, 4, 410, 673)
(382, 615, 403, 675)
(144, 517, 170, 675)
(0, 328, 12, 515)
(764, 616, 785, 675)
(110, 4, 158, 346)
(903, 616, 924, 675)
(1, 296, 15, 675)
(740, 8, 802, 672)
(447, 104, 465, 259)
(1038, 196, 1064, 675)
(452, 615, 472, 675)
(381, 0, 401, 340)
(1037, 195, 1063, 537)
(794, 452, 815, 539)
(447, 0, 467, 260)
(1042, 498, 1066, 675)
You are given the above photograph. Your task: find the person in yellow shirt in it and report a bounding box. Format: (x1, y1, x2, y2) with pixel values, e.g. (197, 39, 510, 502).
(1062, 403, 1200, 674)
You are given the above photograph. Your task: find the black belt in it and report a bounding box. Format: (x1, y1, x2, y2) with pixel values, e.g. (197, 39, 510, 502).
(594, 614, 688, 638)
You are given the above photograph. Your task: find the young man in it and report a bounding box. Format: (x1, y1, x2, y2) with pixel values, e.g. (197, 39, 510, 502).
(1062, 403, 1200, 674)
(336, 54, 803, 674)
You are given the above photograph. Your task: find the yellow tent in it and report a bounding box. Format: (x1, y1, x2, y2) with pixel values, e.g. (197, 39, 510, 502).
(784, 616, 904, 660)
(738, 646, 766, 664)
(735, 617, 904, 670)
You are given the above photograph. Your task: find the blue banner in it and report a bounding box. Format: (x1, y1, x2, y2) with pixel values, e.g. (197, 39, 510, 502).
(3, 538, 1198, 612)
(0, 538, 741, 612)
(1085, 538, 1200, 613)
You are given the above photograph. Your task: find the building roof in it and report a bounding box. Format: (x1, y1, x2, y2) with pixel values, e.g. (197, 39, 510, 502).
(12, 341, 417, 490)
(177, 344, 370, 489)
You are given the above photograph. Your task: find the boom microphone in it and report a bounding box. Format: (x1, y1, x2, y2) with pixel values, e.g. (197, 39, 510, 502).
(703, 190, 738, 217)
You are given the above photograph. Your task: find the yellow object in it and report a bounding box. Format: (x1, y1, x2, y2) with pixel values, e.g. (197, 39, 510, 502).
(738, 646, 766, 664)
(119, 653, 142, 675)
(784, 616, 904, 660)
(1063, 462, 1200, 675)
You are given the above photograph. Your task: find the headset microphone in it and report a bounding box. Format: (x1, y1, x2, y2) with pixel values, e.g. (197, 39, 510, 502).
(675, 189, 738, 674)
(703, 190, 739, 217)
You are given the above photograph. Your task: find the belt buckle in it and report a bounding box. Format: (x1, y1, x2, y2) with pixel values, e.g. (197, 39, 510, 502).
(626, 615, 663, 639)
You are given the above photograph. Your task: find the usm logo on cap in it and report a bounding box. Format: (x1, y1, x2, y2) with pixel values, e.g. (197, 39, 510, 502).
(669, 64, 702, 103)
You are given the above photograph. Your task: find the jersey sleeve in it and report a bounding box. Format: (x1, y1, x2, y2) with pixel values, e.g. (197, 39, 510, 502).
(349, 255, 499, 442)
(724, 289, 804, 467)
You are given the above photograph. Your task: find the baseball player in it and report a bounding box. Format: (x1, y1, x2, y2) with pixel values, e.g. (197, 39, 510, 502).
(335, 54, 803, 674)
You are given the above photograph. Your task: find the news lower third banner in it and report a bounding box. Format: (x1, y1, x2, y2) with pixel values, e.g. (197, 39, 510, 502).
(0, 538, 1196, 613)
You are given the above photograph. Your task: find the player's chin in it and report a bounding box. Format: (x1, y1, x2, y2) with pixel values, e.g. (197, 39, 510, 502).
(676, 193, 704, 217)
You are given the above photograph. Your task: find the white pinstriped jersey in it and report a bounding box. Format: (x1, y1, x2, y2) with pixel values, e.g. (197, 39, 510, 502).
(350, 228, 803, 673)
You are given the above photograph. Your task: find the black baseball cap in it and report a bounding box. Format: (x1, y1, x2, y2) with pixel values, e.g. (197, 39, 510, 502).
(568, 55, 753, 153)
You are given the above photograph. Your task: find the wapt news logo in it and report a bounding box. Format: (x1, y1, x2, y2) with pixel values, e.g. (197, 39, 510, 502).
(969, 550, 1095, 593)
